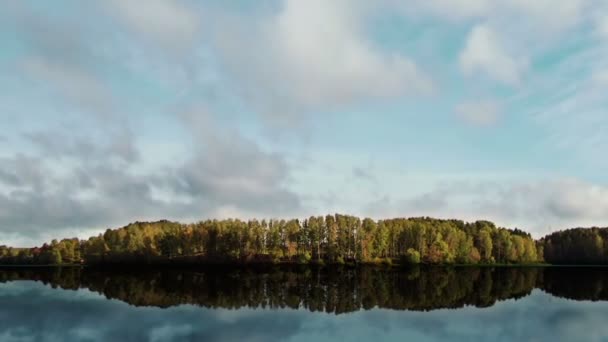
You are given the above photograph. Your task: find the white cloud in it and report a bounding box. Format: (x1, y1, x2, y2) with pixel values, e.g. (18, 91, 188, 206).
(212, 0, 433, 120)
(404, 0, 584, 30)
(106, 0, 200, 50)
(364, 178, 608, 237)
(173, 107, 301, 216)
(592, 69, 608, 86)
(459, 24, 526, 86)
(596, 14, 608, 39)
(455, 99, 501, 126)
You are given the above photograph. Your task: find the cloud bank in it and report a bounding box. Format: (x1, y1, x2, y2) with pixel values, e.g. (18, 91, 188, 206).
(0, 1, 607, 245)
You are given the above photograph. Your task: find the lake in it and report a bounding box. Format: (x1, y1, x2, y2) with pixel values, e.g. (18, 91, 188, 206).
(1, 266, 608, 341)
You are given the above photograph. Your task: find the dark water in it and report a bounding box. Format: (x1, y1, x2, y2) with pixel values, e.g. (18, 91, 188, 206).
(1, 266, 608, 341)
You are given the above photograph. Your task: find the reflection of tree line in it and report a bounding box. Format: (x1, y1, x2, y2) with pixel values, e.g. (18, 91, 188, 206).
(5, 266, 605, 312)
(1, 266, 607, 312)
(540, 268, 608, 301)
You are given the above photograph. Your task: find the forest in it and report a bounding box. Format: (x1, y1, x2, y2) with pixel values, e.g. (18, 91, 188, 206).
(0, 214, 606, 265)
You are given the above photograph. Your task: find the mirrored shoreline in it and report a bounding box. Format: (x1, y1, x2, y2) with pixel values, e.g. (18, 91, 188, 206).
(2, 266, 607, 313)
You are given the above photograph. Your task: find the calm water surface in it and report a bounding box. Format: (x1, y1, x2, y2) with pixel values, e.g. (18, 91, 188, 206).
(1, 266, 608, 342)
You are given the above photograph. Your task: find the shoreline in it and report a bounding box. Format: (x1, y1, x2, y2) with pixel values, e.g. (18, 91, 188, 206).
(2, 262, 607, 268)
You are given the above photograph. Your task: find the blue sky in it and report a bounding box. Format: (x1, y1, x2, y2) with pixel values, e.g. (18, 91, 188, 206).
(1, 0, 608, 246)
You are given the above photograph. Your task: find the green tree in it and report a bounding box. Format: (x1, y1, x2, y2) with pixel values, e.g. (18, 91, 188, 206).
(404, 248, 421, 264)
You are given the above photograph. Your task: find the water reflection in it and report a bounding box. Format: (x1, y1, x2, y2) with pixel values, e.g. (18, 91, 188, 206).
(3, 267, 608, 341)
(1, 266, 605, 312)
(541, 267, 608, 301)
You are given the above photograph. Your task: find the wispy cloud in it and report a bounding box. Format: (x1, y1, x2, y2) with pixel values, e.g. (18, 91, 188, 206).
(459, 24, 527, 86)
(455, 99, 502, 126)
(104, 0, 201, 52)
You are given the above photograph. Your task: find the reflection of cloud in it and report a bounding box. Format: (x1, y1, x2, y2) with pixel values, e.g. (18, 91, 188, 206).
(149, 324, 193, 342)
(0, 282, 307, 342)
(2, 282, 608, 342)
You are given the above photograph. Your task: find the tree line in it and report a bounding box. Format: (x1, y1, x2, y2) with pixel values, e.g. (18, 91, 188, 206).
(0, 214, 606, 265)
(541, 227, 608, 264)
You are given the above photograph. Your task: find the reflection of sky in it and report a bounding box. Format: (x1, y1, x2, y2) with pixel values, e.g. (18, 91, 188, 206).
(1, 282, 608, 342)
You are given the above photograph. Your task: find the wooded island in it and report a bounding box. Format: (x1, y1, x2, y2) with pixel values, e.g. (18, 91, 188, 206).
(0, 215, 606, 265)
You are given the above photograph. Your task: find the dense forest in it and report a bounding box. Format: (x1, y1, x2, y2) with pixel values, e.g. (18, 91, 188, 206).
(0, 214, 606, 265)
(541, 228, 608, 265)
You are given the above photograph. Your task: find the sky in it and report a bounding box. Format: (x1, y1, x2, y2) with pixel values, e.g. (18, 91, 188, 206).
(1, 0, 608, 246)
